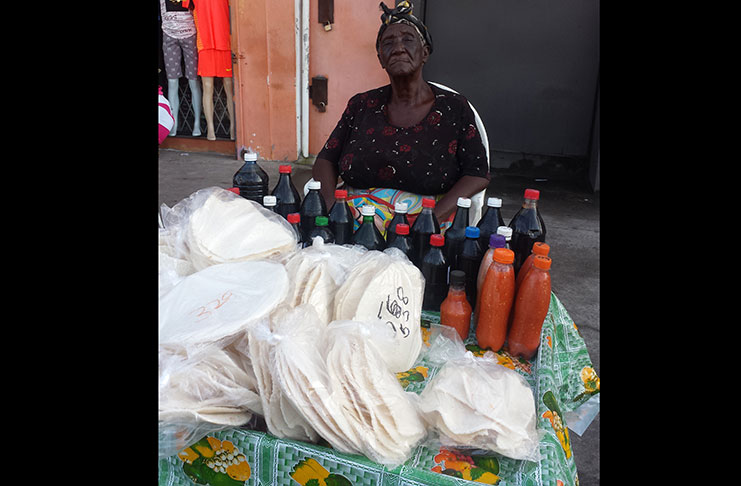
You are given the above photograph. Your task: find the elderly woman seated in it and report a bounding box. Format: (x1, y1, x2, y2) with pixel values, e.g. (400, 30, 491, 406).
(312, 1, 491, 234)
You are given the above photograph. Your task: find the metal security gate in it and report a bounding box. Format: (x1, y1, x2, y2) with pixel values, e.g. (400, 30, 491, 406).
(170, 77, 233, 140)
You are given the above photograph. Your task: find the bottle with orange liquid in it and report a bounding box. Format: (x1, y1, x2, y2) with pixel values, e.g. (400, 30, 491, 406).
(515, 241, 550, 289)
(507, 255, 552, 360)
(476, 248, 515, 351)
(473, 233, 507, 326)
(440, 270, 472, 341)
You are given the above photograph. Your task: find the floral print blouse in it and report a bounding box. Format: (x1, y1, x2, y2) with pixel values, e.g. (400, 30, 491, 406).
(317, 83, 490, 196)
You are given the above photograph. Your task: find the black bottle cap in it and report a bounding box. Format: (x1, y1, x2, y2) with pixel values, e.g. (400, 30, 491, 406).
(450, 270, 465, 285)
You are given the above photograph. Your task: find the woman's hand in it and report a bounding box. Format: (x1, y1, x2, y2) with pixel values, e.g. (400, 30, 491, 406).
(433, 175, 491, 221)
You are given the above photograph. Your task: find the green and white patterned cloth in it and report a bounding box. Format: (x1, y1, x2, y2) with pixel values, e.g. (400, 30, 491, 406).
(159, 292, 599, 486)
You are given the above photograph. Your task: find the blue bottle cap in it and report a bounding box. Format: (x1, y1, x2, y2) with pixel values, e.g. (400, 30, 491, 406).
(465, 226, 480, 238)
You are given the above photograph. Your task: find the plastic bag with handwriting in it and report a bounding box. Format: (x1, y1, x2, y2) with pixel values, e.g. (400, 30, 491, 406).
(333, 248, 425, 372)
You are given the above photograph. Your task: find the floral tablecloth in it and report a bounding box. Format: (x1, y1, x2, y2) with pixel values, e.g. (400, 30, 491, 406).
(158, 292, 600, 486)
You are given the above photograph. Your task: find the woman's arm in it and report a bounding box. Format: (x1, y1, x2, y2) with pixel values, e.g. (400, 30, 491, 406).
(433, 174, 490, 221)
(312, 157, 339, 208)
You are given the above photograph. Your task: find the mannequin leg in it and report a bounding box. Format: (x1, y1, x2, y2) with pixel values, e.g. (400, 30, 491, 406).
(188, 79, 202, 137)
(167, 78, 180, 136)
(222, 77, 236, 140)
(202, 76, 216, 140)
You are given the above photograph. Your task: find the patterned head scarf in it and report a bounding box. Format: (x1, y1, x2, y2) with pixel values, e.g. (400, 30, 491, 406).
(376, 1, 433, 55)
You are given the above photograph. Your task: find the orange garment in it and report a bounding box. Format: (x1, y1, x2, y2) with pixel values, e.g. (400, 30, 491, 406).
(198, 49, 233, 77)
(182, 0, 231, 52)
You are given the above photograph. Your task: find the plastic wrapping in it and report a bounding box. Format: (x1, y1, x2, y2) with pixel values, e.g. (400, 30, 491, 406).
(324, 319, 427, 468)
(264, 305, 363, 454)
(333, 248, 426, 372)
(282, 239, 366, 325)
(416, 327, 542, 462)
(159, 186, 298, 273)
(158, 260, 289, 458)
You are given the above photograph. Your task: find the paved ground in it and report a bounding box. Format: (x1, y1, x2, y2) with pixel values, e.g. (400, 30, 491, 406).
(158, 147, 600, 484)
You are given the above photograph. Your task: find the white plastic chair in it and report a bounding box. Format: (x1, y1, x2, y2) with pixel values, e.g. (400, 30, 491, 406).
(305, 81, 491, 225)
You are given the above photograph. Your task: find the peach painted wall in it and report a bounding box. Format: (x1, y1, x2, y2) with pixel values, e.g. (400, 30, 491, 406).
(308, 1, 389, 155)
(231, 0, 298, 161)
(230, 0, 389, 160)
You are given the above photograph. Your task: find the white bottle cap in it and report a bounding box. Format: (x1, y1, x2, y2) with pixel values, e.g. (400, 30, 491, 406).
(263, 195, 277, 206)
(487, 197, 502, 207)
(496, 226, 512, 238)
(243, 151, 257, 161)
(360, 205, 376, 216)
(308, 180, 321, 190)
(394, 202, 408, 213)
(457, 197, 471, 208)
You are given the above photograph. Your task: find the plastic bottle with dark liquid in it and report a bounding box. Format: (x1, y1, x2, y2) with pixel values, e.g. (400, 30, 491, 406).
(286, 212, 303, 245)
(308, 216, 335, 245)
(386, 223, 412, 258)
(508, 188, 546, 274)
(271, 164, 302, 218)
(421, 233, 449, 312)
(410, 198, 440, 268)
(328, 189, 354, 245)
(477, 197, 505, 249)
(386, 202, 409, 246)
(232, 149, 269, 203)
(299, 180, 328, 244)
(458, 226, 484, 308)
(443, 197, 471, 271)
(351, 205, 386, 250)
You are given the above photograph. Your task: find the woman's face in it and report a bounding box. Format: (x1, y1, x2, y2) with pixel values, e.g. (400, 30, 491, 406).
(377, 23, 430, 77)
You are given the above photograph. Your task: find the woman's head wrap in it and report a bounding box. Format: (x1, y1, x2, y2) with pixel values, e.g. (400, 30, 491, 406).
(376, 1, 433, 55)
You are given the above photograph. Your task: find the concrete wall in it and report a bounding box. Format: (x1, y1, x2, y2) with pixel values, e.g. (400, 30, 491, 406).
(422, 0, 600, 160)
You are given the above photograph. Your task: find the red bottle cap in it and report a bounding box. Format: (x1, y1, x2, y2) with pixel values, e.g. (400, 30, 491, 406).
(524, 188, 540, 200)
(227, 187, 240, 194)
(335, 189, 347, 199)
(395, 223, 409, 235)
(532, 242, 550, 255)
(287, 213, 301, 224)
(422, 198, 436, 208)
(533, 255, 552, 270)
(279, 165, 292, 174)
(430, 234, 444, 246)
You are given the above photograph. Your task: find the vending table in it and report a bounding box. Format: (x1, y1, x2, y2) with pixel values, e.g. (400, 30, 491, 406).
(158, 293, 599, 486)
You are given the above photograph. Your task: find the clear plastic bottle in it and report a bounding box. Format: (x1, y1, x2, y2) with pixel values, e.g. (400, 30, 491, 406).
(262, 195, 278, 213)
(410, 198, 440, 268)
(271, 164, 302, 218)
(443, 197, 471, 270)
(508, 188, 546, 274)
(440, 269, 472, 341)
(386, 223, 413, 258)
(351, 205, 386, 250)
(328, 189, 354, 245)
(308, 215, 335, 245)
(232, 148, 269, 203)
(299, 180, 328, 243)
(386, 202, 410, 246)
(476, 248, 516, 352)
(421, 233, 448, 311)
(477, 197, 505, 249)
(458, 226, 484, 308)
(507, 255, 552, 359)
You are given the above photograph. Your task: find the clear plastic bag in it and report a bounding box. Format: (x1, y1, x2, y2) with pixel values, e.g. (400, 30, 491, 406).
(323, 319, 427, 468)
(159, 186, 298, 272)
(416, 327, 543, 462)
(333, 249, 426, 372)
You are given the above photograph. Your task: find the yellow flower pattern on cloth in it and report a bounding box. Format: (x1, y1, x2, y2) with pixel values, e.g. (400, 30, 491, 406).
(542, 391, 572, 459)
(177, 436, 251, 484)
(396, 365, 428, 388)
(290, 457, 353, 486)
